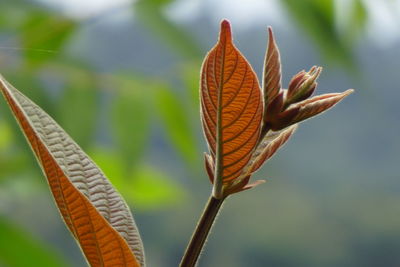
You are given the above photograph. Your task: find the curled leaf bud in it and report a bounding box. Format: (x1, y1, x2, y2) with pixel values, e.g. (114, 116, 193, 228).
(286, 66, 322, 106)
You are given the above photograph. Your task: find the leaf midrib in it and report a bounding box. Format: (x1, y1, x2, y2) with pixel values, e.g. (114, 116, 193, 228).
(213, 37, 226, 199)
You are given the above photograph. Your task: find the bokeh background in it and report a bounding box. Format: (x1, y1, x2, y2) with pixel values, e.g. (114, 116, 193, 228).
(0, 0, 399, 266)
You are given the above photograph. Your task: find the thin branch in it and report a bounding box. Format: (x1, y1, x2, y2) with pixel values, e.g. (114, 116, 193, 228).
(179, 195, 225, 267)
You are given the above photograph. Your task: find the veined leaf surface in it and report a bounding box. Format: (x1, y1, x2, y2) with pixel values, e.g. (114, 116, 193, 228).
(292, 89, 354, 123)
(263, 27, 281, 108)
(0, 75, 145, 267)
(249, 125, 297, 173)
(200, 20, 263, 198)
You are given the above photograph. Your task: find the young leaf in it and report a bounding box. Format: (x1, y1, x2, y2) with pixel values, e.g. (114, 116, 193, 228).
(263, 27, 282, 108)
(249, 125, 298, 173)
(292, 89, 354, 124)
(200, 20, 263, 198)
(0, 75, 145, 267)
(226, 125, 297, 192)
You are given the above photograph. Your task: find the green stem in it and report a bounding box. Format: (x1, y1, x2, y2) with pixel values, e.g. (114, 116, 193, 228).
(179, 195, 225, 267)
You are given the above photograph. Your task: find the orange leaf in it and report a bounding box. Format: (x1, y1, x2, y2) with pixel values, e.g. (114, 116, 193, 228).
(0, 75, 145, 267)
(200, 20, 263, 198)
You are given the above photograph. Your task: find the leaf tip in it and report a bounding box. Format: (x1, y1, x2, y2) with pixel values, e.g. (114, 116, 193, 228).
(335, 88, 354, 103)
(344, 88, 355, 96)
(267, 26, 274, 41)
(267, 26, 279, 52)
(220, 19, 232, 43)
(332, 88, 354, 101)
(239, 179, 266, 193)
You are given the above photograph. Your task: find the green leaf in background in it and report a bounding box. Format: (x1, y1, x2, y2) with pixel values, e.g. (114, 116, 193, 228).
(88, 147, 125, 189)
(0, 121, 28, 181)
(178, 61, 205, 150)
(351, 0, 367, 35)
(154, 85, 199, 167)
(280, 0, 366, 68)
(90, 147, 185, 210)
(134, 0, 201, 59)
(0, 1, 45, 31)
(0, 216, 69, 267)
(0, 120, 12, 150)
(128, 165, 186, 209)
(19, 11, 76, 66)
(111, 75, 151, 170)
(179, 61, 202, 110)
(0, 6, 21, 30)
(58, 69, 98, 149)
(0, 154, 29, 183)
(336, 0, 367, 43)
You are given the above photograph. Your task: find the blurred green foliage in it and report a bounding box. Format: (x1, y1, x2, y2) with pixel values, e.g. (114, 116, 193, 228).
(281, 0, 366, 68)
(110, 74, 151, 169)
(0, 0, 193, 264)
(58, 68, 98, 148)
(154, 85, 199, 167)
(0, 216, 69, 267)
(134, 0, 202, 59)
(0, 0, 397, 266)
(20, 12, 75, 66)
(90, 147, 185, 210)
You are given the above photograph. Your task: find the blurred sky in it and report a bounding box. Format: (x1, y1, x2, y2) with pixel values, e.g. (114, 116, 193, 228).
(35, 0, 400, 48)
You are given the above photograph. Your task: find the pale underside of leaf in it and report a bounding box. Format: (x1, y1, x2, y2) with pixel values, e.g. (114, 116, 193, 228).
(292, 89, 354, 124)
(263, 27, 282, 108)
(0, 76, 145, 267)
(251, 125, 297, 172)
(200, 21, 263, 197)
(234, 124, 298, 184)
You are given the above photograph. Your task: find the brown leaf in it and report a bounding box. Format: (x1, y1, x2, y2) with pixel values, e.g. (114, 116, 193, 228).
(200, 20, 263, 198)
(249, 125, 298, 173)
(222, 125, 296, 194)
(204, 153, 214, 184)
(265, 91, 284, 118)
(0, 75, 145, 267)
(292, 89, 354, 123)
(263, 27, 282, 107)
(225, 176, 266, 195)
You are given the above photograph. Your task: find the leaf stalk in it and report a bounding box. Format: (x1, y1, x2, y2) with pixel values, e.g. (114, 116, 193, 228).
(179, 195, 225, 267)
